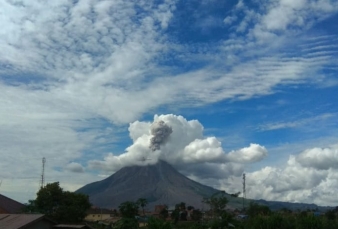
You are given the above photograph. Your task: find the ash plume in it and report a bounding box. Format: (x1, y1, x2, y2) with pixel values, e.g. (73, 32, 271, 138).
(149, 120, 172, 151)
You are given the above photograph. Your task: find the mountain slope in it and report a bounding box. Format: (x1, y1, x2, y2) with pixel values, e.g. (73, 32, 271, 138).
(76, 160, 220, 209)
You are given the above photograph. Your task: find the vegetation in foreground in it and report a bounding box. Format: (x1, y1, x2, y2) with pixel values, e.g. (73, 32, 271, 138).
(23, 182, 338, 228)
(23, 182, 91, 223)
(104, 192, 338, 229)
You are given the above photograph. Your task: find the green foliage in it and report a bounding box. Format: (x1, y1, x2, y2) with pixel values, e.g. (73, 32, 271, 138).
(191, 209, 202, 222)
(27, 182, 91, 223)
(115, 200, 146, 229)
(178, 202, 186, 210)
(35, 182, 64, 215)
(185, 222, 208, 229)
(147, 217, 172, 229)
(113, 218, 138, 229)
(137, 198, 148, 215)
(203, 191, 228, 218)
(246, 202, 271, 217)
(240, 212, 338, 229)
(171, 208, 179, 224)
(325, 209, 336, 220)
(22, 200, 39, 213)
(159, 206, 169, 220)
(297, 215, 323, 229)
(53, 191, 92, 223)
(119, 201, 139, 218)
(187, 206, 194, 211)
(244, 213, 295, 229)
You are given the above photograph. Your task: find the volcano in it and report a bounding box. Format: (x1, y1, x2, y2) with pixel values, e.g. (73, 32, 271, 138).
(76, 160, 220, 209)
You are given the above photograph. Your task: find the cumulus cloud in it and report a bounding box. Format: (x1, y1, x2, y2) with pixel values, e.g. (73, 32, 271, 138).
(227, 144, 268, 163)
(89, 114, 267, 181)
(0, 0, 338, 206)
(296, 146, 338, 170)
(215, 144, 338, 206)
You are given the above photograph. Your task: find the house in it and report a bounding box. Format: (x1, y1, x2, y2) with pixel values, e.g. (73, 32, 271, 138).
(0, 194, 25, 214)
(151, 205, 167, 218)
(85, 208, 116, 222)
(0, 214, 55, 229)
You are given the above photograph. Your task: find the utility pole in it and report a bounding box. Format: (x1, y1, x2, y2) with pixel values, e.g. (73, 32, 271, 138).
(242, 173, 246, 210)
(40, 157, 46, 189)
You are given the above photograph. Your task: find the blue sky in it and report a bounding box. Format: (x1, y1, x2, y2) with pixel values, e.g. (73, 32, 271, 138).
(0, 0, 338, 206)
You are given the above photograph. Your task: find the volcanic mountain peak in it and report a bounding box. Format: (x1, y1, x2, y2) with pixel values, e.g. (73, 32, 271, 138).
(76, 160, 219, 209)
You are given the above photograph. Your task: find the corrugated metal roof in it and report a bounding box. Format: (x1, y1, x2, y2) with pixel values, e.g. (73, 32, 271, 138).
(53, 225, 90, 228)
(0, 214, 44, 229)
(0, 194, 25, 213)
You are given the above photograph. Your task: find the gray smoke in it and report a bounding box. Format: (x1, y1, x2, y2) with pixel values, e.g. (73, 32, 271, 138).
(149, 120, 173, 151)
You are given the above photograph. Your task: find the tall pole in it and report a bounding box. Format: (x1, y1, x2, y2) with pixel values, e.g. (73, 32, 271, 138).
(242, 173, 246, 210)
(40, 157, 46, 189)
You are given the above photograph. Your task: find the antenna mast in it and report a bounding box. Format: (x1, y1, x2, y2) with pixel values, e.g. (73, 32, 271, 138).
(40, 157, 46, 189)
(242, 173, 246, 210)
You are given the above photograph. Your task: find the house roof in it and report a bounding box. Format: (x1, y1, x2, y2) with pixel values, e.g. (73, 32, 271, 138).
(53, 224, 93, 229)
(0, 194, 25, 213)
(0, 214, 51, 229)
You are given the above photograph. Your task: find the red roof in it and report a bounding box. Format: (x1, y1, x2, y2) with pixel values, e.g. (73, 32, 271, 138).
(0, 194, 25, 214)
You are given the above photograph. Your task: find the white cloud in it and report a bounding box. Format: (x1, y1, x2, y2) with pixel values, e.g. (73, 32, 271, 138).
(227, 144, 268, 163)
(215, 144, 338, 206)
(259, 113, 336, 131)
(296, 146, 338, 170)
(88, 114, 266, 183)
(66, 162, 85, 173)
(0, 0, 337, 206)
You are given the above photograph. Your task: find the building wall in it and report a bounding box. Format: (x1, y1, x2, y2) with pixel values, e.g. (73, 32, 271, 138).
(85, 213, 112, 221)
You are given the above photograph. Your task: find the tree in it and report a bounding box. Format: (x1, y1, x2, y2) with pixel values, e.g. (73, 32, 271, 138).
(179, 202, 186, 210)
(28, 182, 91, 223)
(116, 201, 139, 229)
(147, 217, 172, 229)
(119, 201, 139, 218)
(159, 205, 169, 220)
(203, 191, 228, 218)
(246, 202, 271, 217)
(136, 198, 148, 216)
(325, 209, 336, 220)
(35, 182, 64, 215)
(187, 206, 194, 211)
(113, 218, 138, 229)
(191, 209, 203, 222)
(230, 192, 241, 198)
(53, 191, 92, 223)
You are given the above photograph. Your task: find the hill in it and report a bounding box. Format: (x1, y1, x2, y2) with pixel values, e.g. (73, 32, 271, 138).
(77, 160, 223, 209)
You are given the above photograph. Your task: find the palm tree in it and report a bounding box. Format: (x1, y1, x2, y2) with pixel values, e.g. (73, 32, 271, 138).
(137, 198, 148, 216)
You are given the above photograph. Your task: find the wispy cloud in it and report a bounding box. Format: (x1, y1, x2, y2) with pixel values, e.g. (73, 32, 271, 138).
(259, 113, 336, 131)
(0, 0, 338, 205)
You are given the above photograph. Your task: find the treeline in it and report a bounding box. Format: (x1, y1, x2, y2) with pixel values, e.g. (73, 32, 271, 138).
(107, 191, 338, 229)
(24, 182, 338, 229)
